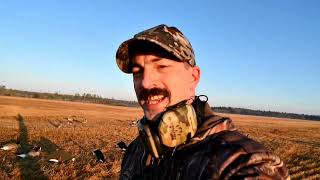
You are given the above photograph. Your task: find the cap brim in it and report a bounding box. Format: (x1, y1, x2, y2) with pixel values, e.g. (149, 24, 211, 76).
(116, 38, 136, 73)
(116, 37, 184, 74)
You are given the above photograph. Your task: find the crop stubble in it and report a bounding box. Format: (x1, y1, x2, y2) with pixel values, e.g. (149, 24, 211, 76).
(0, 96, 319, 179)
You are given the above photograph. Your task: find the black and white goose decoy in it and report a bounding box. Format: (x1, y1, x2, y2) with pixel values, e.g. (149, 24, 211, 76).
(17, 146, 41, 158)
(116, 141, 128, 152)
(93, 149, 105, 163)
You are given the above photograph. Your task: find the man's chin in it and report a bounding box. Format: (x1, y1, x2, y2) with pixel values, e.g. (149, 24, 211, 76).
(144, 110, 163, 121)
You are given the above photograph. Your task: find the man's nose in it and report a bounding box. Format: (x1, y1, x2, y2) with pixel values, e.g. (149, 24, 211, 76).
(141, 69, 157, 89)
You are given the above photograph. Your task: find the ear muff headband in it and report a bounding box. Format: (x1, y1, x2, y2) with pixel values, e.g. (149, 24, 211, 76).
(138, 121, 160, 158)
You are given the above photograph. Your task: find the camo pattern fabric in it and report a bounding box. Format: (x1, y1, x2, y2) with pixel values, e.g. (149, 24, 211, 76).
(116, 24, 195, 73)
(159, 104, 198, 148)
(120, 102, 290, 180)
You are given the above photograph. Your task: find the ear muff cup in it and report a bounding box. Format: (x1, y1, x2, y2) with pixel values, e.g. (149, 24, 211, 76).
(158, 104, 197, 147)
(137, 103, 198, 159)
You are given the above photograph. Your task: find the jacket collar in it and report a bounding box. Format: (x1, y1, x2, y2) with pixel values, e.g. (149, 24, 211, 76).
(177, 102, 236, 150)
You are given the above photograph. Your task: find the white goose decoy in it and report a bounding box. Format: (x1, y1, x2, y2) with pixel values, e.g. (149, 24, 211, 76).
(130, 120, 138, 127)
(1, 143, 20, 151)
(49, 157, 75, 163)
(46, 149, 74, 163)
(49, 159, 59, 163)
(17, 146, 41, 158)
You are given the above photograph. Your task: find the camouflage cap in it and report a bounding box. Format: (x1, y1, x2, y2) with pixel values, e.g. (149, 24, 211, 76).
(116, 24, 195, 73)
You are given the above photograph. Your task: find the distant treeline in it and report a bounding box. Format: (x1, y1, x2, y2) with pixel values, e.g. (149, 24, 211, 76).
(0, 85, 138, 107)
(212, 107, 320, 121)
(1, 85, 319, 121)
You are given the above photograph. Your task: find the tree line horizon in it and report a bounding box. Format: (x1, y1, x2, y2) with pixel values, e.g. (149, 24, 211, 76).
(0, 85, 319, 121)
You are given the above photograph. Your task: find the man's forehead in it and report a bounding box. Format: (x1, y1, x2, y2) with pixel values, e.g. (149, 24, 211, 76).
(132, 54, 174, 65)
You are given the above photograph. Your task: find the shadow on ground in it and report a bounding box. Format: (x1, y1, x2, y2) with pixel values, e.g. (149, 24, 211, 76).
(16, 114, 48, 180)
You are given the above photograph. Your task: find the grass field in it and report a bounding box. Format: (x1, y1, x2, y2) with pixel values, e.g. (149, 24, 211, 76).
(0, 96, 319, 179)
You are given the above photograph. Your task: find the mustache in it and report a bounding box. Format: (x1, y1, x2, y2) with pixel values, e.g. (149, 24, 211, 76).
(138, 88, 170, 101)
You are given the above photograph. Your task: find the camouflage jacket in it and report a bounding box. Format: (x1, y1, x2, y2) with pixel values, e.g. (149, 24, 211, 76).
(120, 103, 290, 180)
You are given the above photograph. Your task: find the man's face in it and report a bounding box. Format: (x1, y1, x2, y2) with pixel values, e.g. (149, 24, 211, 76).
(132, 52, 200, 121)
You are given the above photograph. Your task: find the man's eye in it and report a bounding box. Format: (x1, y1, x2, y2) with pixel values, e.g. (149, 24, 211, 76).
(158, 65, 169, 69)
(157, 65, 171, 72)
(132, 67, 143, 77)
(132, 67, 141, 73)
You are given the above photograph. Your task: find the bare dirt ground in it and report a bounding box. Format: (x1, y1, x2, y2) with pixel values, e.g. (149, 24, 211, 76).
(0, 96, 319, 179)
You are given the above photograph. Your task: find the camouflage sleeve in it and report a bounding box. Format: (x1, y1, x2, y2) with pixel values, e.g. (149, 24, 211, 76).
(206, 131, 290, 180)
(220, 152, 290, 179)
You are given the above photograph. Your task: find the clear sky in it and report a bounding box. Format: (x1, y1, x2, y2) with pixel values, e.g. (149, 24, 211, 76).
(0, 0, 319, 115)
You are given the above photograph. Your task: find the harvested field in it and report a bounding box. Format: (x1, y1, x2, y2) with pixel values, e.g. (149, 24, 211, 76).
(0, 96, 319, 179)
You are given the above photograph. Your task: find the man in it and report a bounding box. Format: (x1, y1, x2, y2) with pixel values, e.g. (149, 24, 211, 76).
(116, 24, 290, 180)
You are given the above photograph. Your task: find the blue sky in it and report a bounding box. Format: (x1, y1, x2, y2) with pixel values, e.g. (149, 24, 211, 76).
(0, 0, 319, 115)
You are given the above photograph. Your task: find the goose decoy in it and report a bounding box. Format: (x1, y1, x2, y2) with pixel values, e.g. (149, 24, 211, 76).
(17, 146, 41, 158)
(130, 120, 138, 127)
(1, 142, 20, 151)
(46, 149, 74, 162)
(116, 141, 128, 152)
(49, 159, 59, 163)
(49, 157, 75, 163)
(93, 149, 105, 163)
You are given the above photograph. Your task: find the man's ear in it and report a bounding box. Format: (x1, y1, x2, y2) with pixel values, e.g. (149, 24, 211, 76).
(191, 66, 200, 87)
